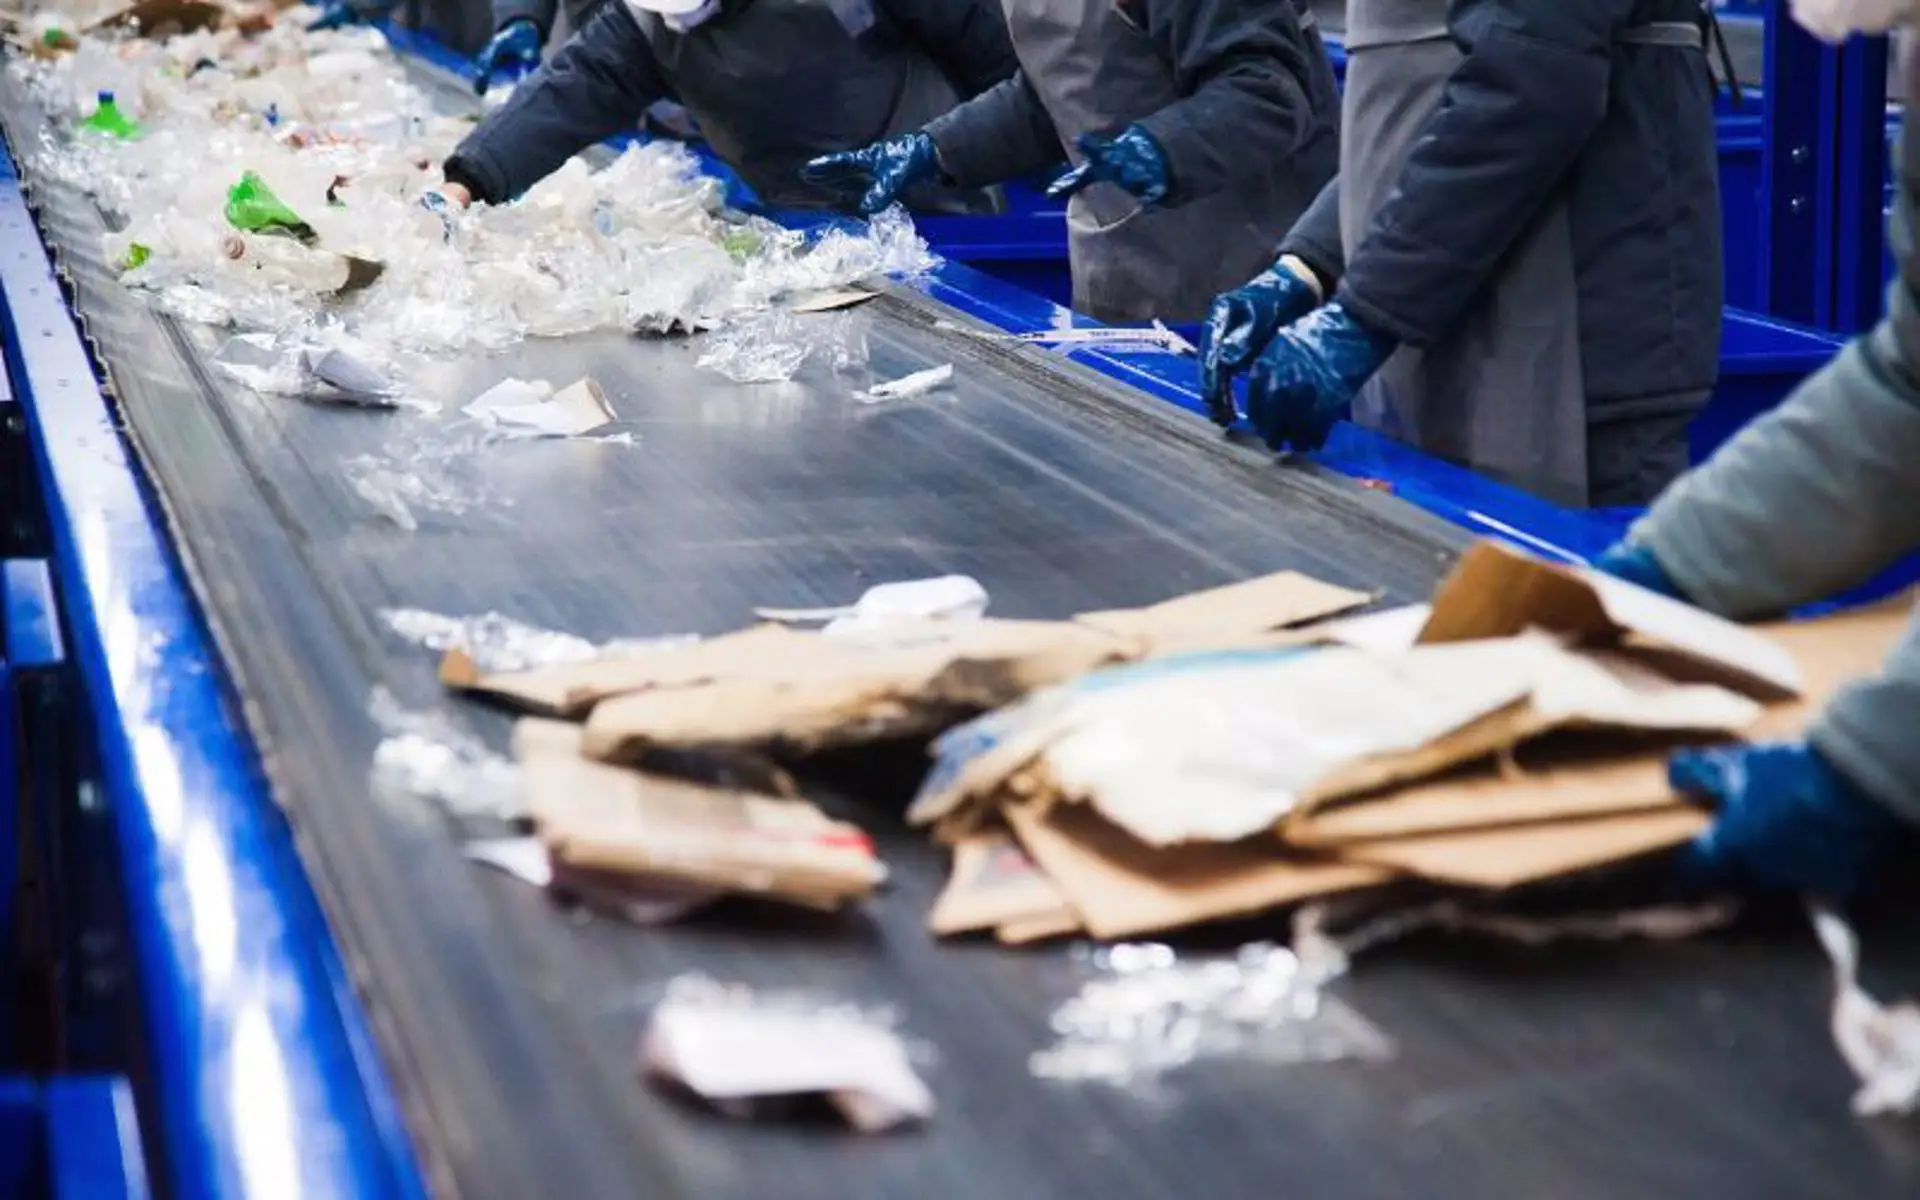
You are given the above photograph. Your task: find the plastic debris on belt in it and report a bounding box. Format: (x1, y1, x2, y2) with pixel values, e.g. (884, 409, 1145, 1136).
(16, 18, 936, 369)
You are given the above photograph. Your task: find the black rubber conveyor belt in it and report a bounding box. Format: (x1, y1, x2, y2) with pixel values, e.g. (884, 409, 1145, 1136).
(7, 62, 1920, 1200)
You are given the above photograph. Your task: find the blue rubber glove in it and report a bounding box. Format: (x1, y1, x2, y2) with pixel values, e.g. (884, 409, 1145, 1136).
(1046, 126, 1171, 205)
(1242, 303, 1395, 453)
(1199, 257, 1323, 427)
(1670, 740, 1910, 898)
(474, 19, 542, 96)
(306, 1, 364, 31)
(1590, 541, 1688, 600)
(801, 133, 942, 216)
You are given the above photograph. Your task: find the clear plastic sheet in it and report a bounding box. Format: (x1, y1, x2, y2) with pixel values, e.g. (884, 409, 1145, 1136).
(1030, 941, 1393, 1092)
(19, 24, 937, 363)
(696, 310, 815, 383)
(367, 686, 522, 821)
(379, 607, 697, 673)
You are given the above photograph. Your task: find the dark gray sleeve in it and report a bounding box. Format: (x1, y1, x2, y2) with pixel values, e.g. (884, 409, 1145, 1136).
(876, 0, 1018, 98)
(1336, 0, 1637, 346)
(1814, 605, 1920, 826)
(1131, 0, 1324, 206)
(491, 0, 560, 37)
(443, 3, 666, 204)
(922, 71, 1066, 190)
(1277, 174, 1343, 290)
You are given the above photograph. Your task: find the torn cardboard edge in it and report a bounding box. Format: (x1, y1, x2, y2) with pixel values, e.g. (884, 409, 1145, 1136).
(1418, 540, 1803, 699)
(927, 831, 1077, 938)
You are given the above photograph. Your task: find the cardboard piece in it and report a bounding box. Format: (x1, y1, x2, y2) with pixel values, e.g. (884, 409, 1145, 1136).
(524, 751, 883, 906)
(1075, 571, 1372, 654)
(1343, 806, 1710, 888)
(995, 908, 1084, 945)
(927, 832, 1076, 937)
(1308, 595, 1916, 881)
(86, 0, 224, 34)
(1419, 541, 1802, 698)
(1004, 804, 1390, 940)
(581, 618, 1127, 763)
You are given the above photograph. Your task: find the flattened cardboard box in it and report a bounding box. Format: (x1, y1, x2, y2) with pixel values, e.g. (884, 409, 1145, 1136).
(446, 570, 1369, 721)
(523, 751, 882, 905)
(927, 831, 1078, 938)
(1004, 803, 1390, 940)
(1418, 540, 1802, 698)
(1311, 593, 1916, 881)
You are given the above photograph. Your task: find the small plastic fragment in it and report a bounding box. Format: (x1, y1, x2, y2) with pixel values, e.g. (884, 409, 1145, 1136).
(1029, 941, 1393, 1092)
(367, 687, 523, 821)
(855, 362, 952, 404)
(755, 575, 989, 626)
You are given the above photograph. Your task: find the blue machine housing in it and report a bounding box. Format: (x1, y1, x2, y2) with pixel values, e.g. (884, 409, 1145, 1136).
(0, 10, 1904, 1198)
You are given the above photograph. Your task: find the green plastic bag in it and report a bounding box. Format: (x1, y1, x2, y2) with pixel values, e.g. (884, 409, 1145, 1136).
(225, 171, 317, 246)
(79, 92, 141, 140)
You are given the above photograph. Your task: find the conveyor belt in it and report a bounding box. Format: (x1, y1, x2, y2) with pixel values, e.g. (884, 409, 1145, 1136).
(8, 62, 1920, 1200)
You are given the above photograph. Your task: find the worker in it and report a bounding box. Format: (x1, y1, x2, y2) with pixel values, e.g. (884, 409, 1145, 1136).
(799, 0, 1339, 324)
(471, 0, 607, 95)
(428, 0, 1017, 216)
(308, 0, 494, 56)
(1589, 1, 1920, 898)
(1202, 1, 1724, 509)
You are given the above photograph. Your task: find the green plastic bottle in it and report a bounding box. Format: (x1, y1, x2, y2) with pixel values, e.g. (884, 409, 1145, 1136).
(224, 171, 317, 246)
(79, 91, 141, 140)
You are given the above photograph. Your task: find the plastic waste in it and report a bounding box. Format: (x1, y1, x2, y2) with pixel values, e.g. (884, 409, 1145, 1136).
(79, 91, 141, 139)
(855, 362, 951, 404)
(225, 170, 317, 244)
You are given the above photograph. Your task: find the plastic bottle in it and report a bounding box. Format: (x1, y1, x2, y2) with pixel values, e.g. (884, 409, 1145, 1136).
(79, 91, 141, 140)
(224, 172, 317, 245)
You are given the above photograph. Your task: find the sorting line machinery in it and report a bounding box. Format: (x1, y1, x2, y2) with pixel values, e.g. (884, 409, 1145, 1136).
(2, 13, 1919, 1200)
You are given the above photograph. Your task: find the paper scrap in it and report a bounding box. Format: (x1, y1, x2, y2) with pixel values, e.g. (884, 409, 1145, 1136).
(466, 375, 615, 438)
(856, 363, 952, 404)
(643, 975, 935, 1132)
(465, 837, 553, 887)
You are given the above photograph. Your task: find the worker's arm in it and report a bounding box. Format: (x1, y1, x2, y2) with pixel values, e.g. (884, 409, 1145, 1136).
(492, 0, 560, 37)
(1815, 607, 1920, 827)
(1277, 174, 1343, 292)
(922, 72, 1066, 190)
(1629, 78, 1920, 619)
(1335, 0, 1636, 347)
(877, 0, 1019, 99)
(1132, 0, 1324, 206)
(443, 3, 668, 204)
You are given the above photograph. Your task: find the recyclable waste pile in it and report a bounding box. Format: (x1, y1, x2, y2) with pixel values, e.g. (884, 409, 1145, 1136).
(12, 8, 933, 368)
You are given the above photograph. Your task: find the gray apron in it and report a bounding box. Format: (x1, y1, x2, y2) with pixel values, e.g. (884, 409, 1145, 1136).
(1340, 0, 1701, 507)
(1008, 0, 1310, 323)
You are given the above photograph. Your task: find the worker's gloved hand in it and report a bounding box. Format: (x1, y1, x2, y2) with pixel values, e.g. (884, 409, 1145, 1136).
(1199, 256, 1323, 427)
(473, 19, 542, 96)
(1242, 303, 1395, 453)
(800, 133, 942, 216)
(1046, 125, 1171, 205)
(1671, 740, 1912, 898)
(306, 1, 365, 31)
(1590, 541, 1690, 600)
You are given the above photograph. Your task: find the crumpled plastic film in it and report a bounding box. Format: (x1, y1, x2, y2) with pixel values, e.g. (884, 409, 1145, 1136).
(19, 23, 937, 363)
(367, 686, 522, 821)
(379, 607, 698, 673)
(696, 310, 815, 383)
(1030, 942, 1394, 1091)
(1810, 903, 1920, 1117)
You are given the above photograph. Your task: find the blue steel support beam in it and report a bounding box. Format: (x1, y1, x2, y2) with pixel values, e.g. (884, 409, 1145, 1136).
(0, 143, 428, 1198)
